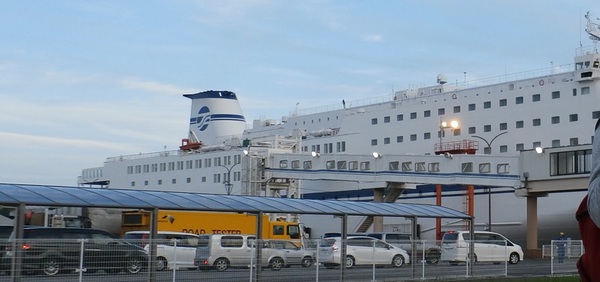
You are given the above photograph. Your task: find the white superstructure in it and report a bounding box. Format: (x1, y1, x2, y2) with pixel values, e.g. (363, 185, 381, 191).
(79, 15, 600, 247)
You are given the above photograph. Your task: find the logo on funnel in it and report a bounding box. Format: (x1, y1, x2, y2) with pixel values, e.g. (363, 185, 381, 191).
(191, 106, 211, 131)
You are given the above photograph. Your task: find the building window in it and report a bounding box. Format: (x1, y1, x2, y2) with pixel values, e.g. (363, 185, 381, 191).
(516, 120, 524, 128)
(424, 132, 431, 140)
(484, 125, 491, 132)
(397, 136, 403, 143)
(384, 137, 390, 144)
(533, 118, 541, 126)
(424, 110, 431, 117)
(468, 127, 476, 134)
(468, 104, 476, 111)
(454, 106, 461, 113)
(384, 116, 390, 123)
(410, 112, 417, 119)
(551, 116, 560, 124)
(570, 114, 578, 122)
(371, 118, 378, 125)
(397, 114, 404, 121)
(484, 101, 491, 109)
(550, 149, 592, 176)
(371, 139, 377, 146)
(438, 108, 445, 115)
(532, 94, 541, 102)
(410, 134, 417, 141)
(499, 99, 507, 106)
(516, 96, 524, 104)
(552, 91, 560, 99)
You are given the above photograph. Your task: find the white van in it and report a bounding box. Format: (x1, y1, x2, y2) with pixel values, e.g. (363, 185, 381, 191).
(193, 234, 290, 271)
(440, 231, 524, 265)
(123, 231, 200, 271)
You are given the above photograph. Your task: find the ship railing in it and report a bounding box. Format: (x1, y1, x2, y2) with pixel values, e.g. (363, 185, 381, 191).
(106, 150, 182, 162)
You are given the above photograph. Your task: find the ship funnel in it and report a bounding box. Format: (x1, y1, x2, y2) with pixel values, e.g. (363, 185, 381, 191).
(183, 90, 246, 146)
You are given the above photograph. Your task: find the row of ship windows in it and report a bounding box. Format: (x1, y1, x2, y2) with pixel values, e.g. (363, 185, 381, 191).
(129, 171, 242, 187)
(302, 142, 346, 155)
(126, 155, 242, 174)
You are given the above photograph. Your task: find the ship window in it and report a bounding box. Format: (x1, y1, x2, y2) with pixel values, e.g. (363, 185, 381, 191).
(552, 91, 560, 99)
(483, 147, 491, 154)
(499, 99, 507, 107)
(581, 86, 590, 95)
(593, 111, 600, 119)
(397, 136, 403, 143)
(573, 88, 577, 96)
(389, 161, 399, 170)
(499, 123, 507, 130)
(131, 181, 135, 187)
(454, 106, 461, 113)
(484, 125, 491, 132)
(516, 143, 524, 151)
(410, 134, 417, 141)
(500, 145, 508, 153)
(135, 165, 141, 174)
(397, 114, 404, 121)
(532, 94, 541, 102)
(424, 133, 431, 140)
(371, 139, 377, 146)
(516, 121, 524, 128)
(384, 137, 390, 144)
(551, 116, 560, 124)
(158, 179, 162, 185)
(424, 110, 431, 117)
(172, 178, 176, 184)
(570, 114, 578, 122)
(415, 162, 426, 172)
(384, 116, 390, 123)
(326, 160, 335, 169)
(479, 163, 491, 173)
(337, 161, 347, 169)
(552, 140, 561, 147)
(468, 104, 476, 111)
(303, 161, 312, 170)
(438, 108, 445, 115)
(453, 129, 461, 136)
(402, 162, 412, 171)
(127, 166, 133, 174)
(428, 162, 440, 172)
(360, 161, 371, 170)
(292, 160, 300, 169)
(461, 162, 473, 173)
(468, 127, 476, 134)
(349, 161, 359, 170)
(497, 163, 510, 174)
(570, 138, 579, 145)
(371, 118, 378, 125)
(279, 160, 288, 168)
(484, 101, 491, 109)
(201, 177, 206, 182)
(410, 112, 417, 119)
(550, 149, 592, 176)
(533, 141, 541, 148)
(533, 118, 541, 126)
(186, 178, 191, 183)
(515, 96, 523, 104)
(144, 180, 148, 186)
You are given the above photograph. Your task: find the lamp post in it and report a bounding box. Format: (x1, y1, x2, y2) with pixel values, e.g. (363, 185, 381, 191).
(438, 117, 459, 148)
(471, 132, 507, 155)
(220, 162, 240, 195)
(470, 132, 507, 231)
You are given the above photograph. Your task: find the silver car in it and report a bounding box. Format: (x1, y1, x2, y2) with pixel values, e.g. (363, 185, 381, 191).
(263, 240, 314, 267)
(318, 236, 409, 268)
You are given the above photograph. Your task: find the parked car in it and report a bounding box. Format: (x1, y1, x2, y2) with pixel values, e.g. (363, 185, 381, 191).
(318, 236, 409, 268)
(263, 240, 313, 267)
(3, 227, 148, 275)
(365, 232, 441, 264)
(440, 230, 524, 265)
(194, 234, 288, 271)
(123, 231, 199, 271)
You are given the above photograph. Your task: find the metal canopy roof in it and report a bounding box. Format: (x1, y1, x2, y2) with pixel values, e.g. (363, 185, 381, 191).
(0, 183, 471, 219)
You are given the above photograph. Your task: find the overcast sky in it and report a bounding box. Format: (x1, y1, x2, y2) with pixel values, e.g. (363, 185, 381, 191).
(0, 0, 597, 186)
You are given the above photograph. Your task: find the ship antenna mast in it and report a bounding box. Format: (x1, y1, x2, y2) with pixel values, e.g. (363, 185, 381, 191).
(585, 11, 600, 51)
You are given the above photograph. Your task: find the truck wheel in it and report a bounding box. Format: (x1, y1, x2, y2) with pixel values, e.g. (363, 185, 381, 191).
(214, 258, 229, 272)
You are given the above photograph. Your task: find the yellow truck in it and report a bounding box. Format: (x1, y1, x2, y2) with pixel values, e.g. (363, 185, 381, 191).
(120, 210, 301, 240)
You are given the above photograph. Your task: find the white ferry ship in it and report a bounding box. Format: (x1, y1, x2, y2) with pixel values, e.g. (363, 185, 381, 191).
(79, 14, 600, 247)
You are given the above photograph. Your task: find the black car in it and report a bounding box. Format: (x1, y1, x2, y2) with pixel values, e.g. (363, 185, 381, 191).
(3, 227, 148, 275)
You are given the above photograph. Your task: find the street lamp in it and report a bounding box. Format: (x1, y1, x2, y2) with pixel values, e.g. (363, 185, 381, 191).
(439, 117, 459, 145)
(220, 162, 240, 195)
(471, 132, 507, 154)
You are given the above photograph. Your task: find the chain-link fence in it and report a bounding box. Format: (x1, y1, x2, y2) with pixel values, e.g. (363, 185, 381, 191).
(0, 236, 581, 281)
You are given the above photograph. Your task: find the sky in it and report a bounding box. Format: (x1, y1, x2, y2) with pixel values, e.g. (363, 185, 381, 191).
(0, 0, 597, 186)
